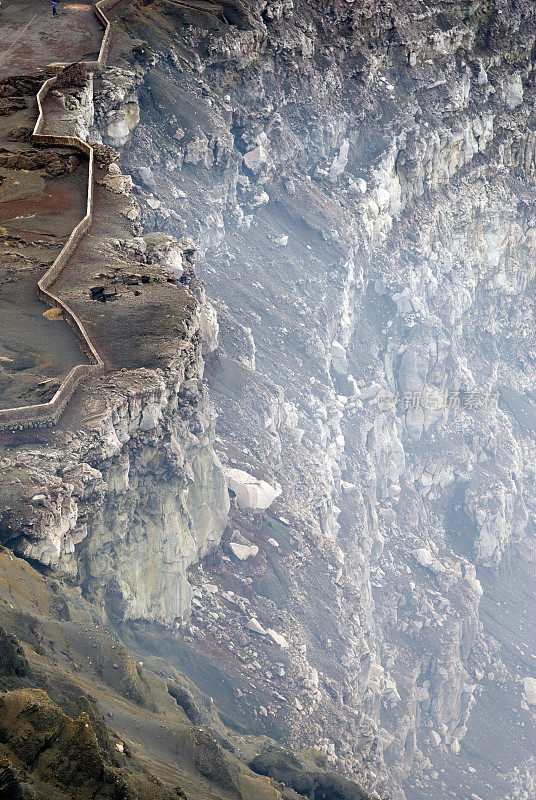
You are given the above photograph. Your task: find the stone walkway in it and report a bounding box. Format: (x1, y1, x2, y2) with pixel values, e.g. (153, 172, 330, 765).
(1, 0, 172, 431)
(0, 148, 91, 409)
(0, 0, 102, 78)
(0, 0, 106, 417)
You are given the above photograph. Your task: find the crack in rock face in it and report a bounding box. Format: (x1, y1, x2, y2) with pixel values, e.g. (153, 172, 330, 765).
(2, 1, 536, 800)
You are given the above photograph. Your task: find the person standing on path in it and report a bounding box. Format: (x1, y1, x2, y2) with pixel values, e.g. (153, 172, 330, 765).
(52, 1, 58, 15)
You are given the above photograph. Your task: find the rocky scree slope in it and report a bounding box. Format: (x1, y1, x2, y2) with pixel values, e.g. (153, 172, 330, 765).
(0, 547, 375, 800)
(88, 0, 536, 798)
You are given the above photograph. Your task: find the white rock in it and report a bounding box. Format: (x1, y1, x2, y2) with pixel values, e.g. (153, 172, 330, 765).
(226, 467, 281, 512)
(229, 542, 259, 560)
(374, 185, 391, 210)
(329, 139, 349, 182)
(430, 730, 441, 747)
(199, 300, 218, 353)
(415, 547, 434, 568)
(250, 190, 270, 207)
(420, 472, 433, 487)
(106, 118, 130, 145)
(159, 241, 184, 280)
(348, 177, 367, 195)
(360, 382, 381, 401)
(430, 558, 446, 574)
(266, 628, 289, 649)
(504, 73, 523, 110)
(267, 537, 280, 548)
(383, 675, 400, 702)
(137, 166, 156, 190)
(244, 143, 268, 172)
(331, 341, 348, 375)
(247, 618, 267, 635)
(522, 676, 536, 705)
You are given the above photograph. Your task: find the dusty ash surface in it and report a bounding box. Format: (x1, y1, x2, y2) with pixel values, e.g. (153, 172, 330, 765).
(1, 1, 536, 799)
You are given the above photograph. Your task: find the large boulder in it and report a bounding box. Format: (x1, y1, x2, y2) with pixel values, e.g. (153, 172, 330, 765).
(226, 468, 281, 513)
(523, 677, 536, 705)
(229, 542, 259, 560)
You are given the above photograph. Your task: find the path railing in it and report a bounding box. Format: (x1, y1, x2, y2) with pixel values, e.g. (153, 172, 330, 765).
(0, 0, 121, 432)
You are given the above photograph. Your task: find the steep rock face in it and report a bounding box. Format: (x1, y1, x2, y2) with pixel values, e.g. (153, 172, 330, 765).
(77, 356, 230, 625)
(0, 65, 230, 624)
(99, 0, 536, 797)
(0, 219, 229, 625)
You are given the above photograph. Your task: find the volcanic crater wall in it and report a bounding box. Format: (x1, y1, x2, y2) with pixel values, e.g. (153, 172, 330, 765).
(103, 0, 536, 796)
(2, 1, 536, 799)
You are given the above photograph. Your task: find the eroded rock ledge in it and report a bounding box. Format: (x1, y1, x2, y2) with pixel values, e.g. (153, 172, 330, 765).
(0, 104, 229, 626)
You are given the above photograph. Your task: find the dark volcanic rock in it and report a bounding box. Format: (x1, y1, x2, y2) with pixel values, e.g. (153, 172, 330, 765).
(0, 628, 29, 679)
(251, 745, 371, 800)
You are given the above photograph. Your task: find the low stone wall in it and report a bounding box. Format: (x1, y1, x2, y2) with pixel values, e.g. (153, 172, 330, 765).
(0, 365, 92, 432)
(0, 0, 121, 432)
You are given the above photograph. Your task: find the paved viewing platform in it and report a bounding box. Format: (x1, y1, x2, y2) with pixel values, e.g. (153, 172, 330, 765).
(0, 0, 102, 77)
(0, 0, 108, 421)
